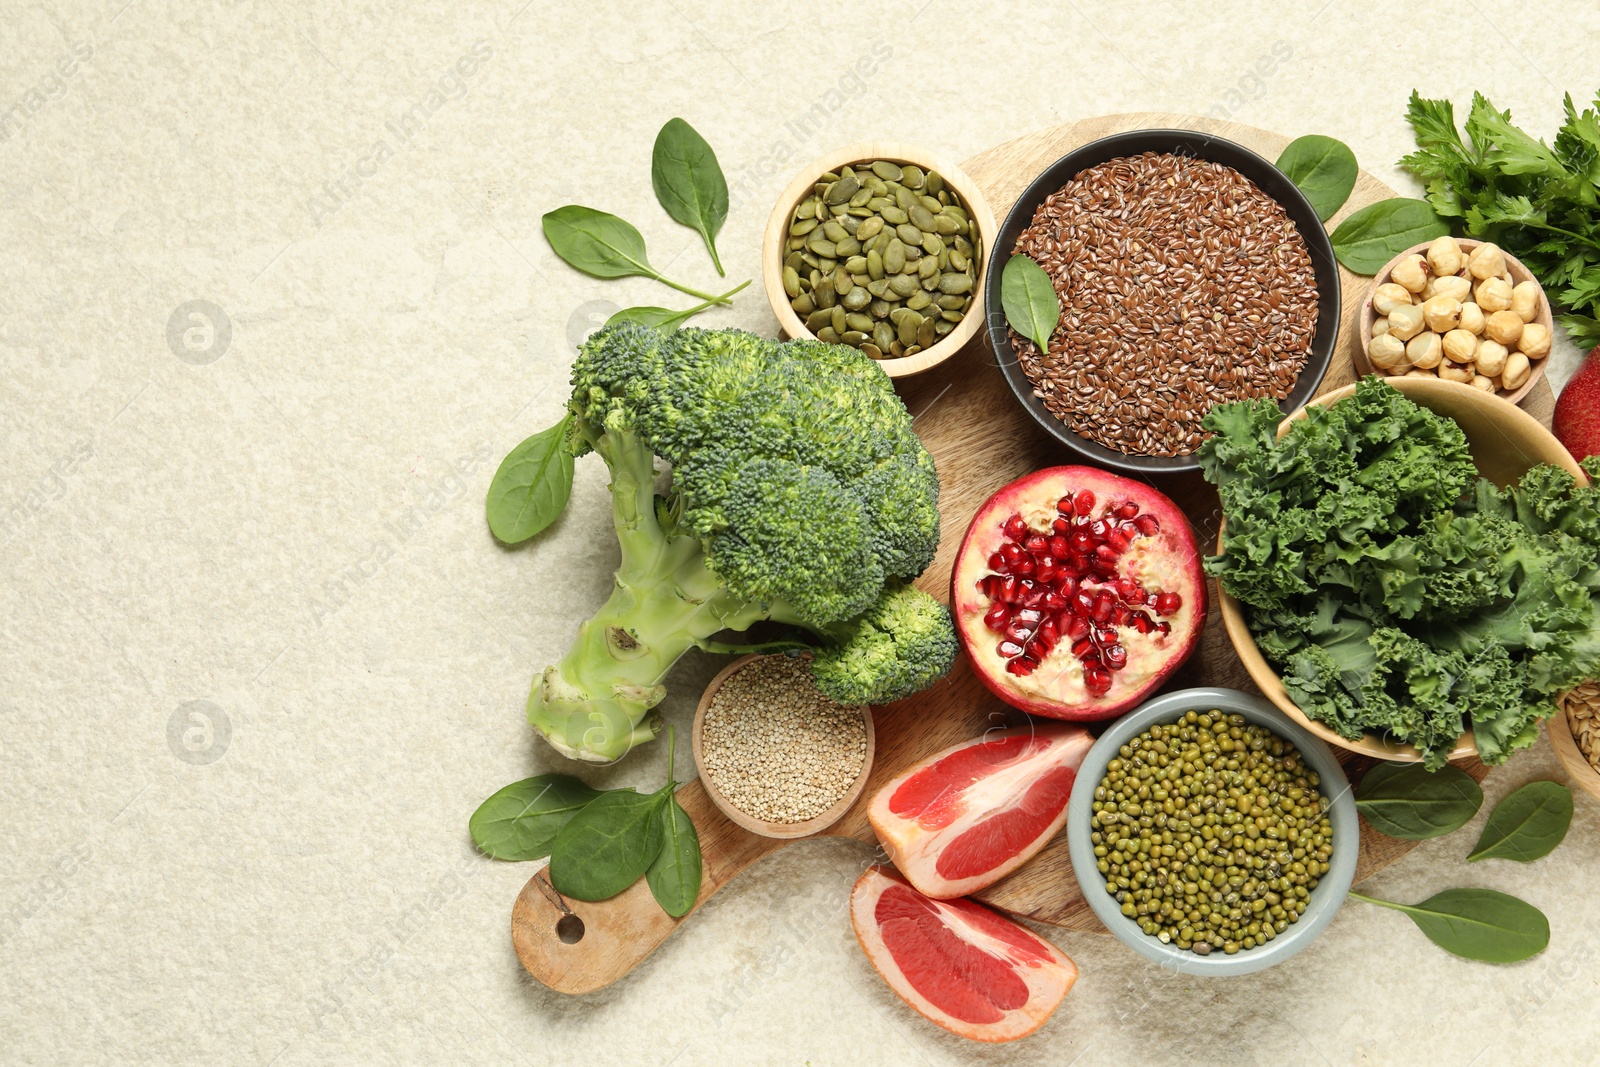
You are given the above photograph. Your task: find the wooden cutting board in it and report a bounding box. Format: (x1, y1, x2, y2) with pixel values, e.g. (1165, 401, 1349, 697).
(512, 113, 1555, 995)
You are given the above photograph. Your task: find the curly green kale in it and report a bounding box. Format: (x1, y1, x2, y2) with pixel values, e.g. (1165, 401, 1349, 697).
(1204, 380, 1600, 768)
(523, 323, 955, 761)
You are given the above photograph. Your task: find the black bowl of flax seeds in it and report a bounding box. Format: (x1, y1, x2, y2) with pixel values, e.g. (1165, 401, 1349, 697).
(983, 130, 1340, 476)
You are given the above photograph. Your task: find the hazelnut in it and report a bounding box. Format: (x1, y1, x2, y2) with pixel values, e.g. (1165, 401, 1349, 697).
(1458, 301, 1485, 335)
(1439, 361, 1475, 383)
(1427, 275, 1472, 303)
(1442, 329, 1479, 364)
(1422, 294, 1462, 332)
(1368, 332, 1408, 370)
(1471, 374, 1498, 393)
(1502, 351, 1532, 391)
(1387, 303, 1426, 341)
(1391, 255, 1430, 294)
(1405, 367, 1439, 378)
(1511, 280, 1541, 323)
(1468, 242, 1506, 280)
(1407, 331, 1444, 369)
(1517, 322, 1551, 358)
(1373, 283, 1414, 316)
(1476, 276, 1513, 312)
(1475, 339, 1509, 377)
(1372, 317, 1391, 336)
(1484, 309, 1525, 346)
(1427, 235, 1465, 277)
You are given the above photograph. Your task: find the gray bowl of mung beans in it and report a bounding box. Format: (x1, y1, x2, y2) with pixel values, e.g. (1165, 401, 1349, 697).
(984, 130, 1341, 476)
(1066, 686, 1357, 976)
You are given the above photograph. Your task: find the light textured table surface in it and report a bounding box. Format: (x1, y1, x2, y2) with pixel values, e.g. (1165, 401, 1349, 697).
(4, 2, 1598, 1064)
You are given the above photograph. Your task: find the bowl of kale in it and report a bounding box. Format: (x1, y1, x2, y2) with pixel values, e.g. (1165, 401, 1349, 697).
(1204, 375, 1600, 770)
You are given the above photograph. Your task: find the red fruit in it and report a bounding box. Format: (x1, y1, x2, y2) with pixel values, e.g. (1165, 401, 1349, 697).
(1555, 345, 1600, 462)
(850, 866, 1078, 1044)
(952, 466, 1206, 720)
(867, 724, 1094, 899)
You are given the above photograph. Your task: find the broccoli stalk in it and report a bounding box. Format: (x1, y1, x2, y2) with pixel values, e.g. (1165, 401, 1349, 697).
(516, 324, 957, 763)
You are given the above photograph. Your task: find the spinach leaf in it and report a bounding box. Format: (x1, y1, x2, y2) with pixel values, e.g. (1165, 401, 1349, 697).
(469, 774, 603, 860)
(548, 788, 668, 901)
(606, 279, 751, 331)
(1000, 254, 1059, 353)
(1355, 761, 1482, 840)
(1350, 888, 1549, 962)
(647, 796, 701, 917)
(651, 118, 729, 276)
(1276, 135, 1358, 221)
(542, 205, 731, 305)
(1329, 198, 1450, 274)
(1467, 780, 1572, 862)
(485, 416, 575, 544)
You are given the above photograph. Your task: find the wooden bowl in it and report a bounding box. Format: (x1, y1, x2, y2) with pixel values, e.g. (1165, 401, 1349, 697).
(1355, 238, 1553, 405)
(690, 654, 875, 839)
(1550, 683, 1600, 802)
(1217, 376, 1588, 763)
(762, 142, 996, 379)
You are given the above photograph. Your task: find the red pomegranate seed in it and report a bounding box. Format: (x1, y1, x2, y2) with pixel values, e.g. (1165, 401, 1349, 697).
(1084, 667, 1112, 695)
(998, 639, 1024, 658)
(984, 605, 1010, 631)
(1091, 591, 1115, 623)
(1006, 656, 1039, 676)
(1049, 534, 1071, 557)
(1036, 617, 1059, 644)
(1016, 607, 1043, 624)
(1066, 616, 1090, 640)
(1073, 490, 1095, 515)
(1022, 534, 1046, 554)
(1001, 542, 1026, 567)
(1156, 621, 1172, 636)
(1003, 514, 1026, 540)
(1013, 558, 1035, 577)
(1072, 591, 1095, 616)
(1070, 637, 1094, 658)
(1057, 495, 1076, 516)
(1094, 543, 1119, 564)
(1089, 519, 1109, 539)
(1118, 501, 1140, 518)
(999, 576, 1021, 604)
(1069, 530, 1095, 554)
(1051, 516, 1071, 535)
(1095, 627, 1117, 645)
(1104, 644, 1128, 669)
(1042, 591, 1068, 612)
(1133, 514, 1161, 537)
(1106, 529, 1132, 553)
(1131, 613, 1154, 634)
(1056, 575, 1079, 601)
(1154, 591, 1182, 616)
(988, 551, 1005, 570)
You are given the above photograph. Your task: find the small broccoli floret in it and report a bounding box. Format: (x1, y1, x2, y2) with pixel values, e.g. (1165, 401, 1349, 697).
(522, 323, 956, 761)
(810, 583, 960, 705)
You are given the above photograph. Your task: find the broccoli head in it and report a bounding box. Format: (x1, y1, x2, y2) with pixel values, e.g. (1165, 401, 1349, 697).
(526, 323, 955, 761)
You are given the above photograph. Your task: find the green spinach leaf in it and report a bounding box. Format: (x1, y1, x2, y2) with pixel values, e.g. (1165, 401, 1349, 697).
(469, 774, 603, 860)
(1329, 198, 1450, 274)
(1350, 888, 1549, 962)
(485, 416, 575, 544)
(647, 797, 701, 917)
(548, 788, 668, 901)
(1276, 135, 1358, 221)
(1467, 780, 1572, 862)
(1355, 761, 1482, 840)
(606, 279, 751, 331)
(1000, 254, 1059, 353)
(651, 118, 729, 276)
(542, 205, 731, 304)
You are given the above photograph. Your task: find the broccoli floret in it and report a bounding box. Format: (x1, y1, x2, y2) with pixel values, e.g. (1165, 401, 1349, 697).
(525, 323, 955, 762)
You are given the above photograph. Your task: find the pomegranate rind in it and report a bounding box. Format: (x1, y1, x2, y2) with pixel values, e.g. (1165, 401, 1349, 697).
(868, 724, 1093, 899)
(951, 465, 1206, 721)
(850, 865, 1077, 1043)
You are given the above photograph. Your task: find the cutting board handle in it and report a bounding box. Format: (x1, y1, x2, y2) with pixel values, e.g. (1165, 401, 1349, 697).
(511, 778, 784, 995)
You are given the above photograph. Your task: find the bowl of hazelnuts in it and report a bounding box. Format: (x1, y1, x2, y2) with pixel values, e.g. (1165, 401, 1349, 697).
(1356, 236, 1553, 405)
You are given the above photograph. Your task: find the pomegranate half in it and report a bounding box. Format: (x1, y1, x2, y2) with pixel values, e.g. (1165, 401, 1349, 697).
(868, 724, 1093, 899)
(952, 466, 1204, 720)
(851, 865, 1077, 1043)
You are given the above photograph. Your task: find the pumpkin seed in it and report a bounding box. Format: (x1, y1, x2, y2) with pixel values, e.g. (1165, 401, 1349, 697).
(917, 317, 936, 348)
(845, 311, 874, 333)
(860, 342, 883, 359)
(938, 273, 973, 295)
(926, 171, 944, 195)
(908, 204, 937, 231)
(933, 319, 953, 335)
(900, 165, 924, 188)
(792, 292, 815, 315)
(783, 266, 801, 298)
(806, 308, 831, 332)
(889, 340, 905, 357)
(896, 312, 920, 346)
(917, 257, 938, 280)
(906, 290, 933, 311)
(922, 233, 944, 257)
(871, 160, 903, 182)
(866, 250, 885, 280)
(841, 330, 867, 345)
(936, 293, 966, 310)
(949, 249, 969, 271)
(825, 175, 859, 204)
(816, 326, 839, 343)
(896, 223, 923, 246)
(849, 187, 871, 209)
(816, 284, 837, 310)
(790, 217, 819, 237)
(869, 298, 891, 319)
(864, 175, 887, 197)
(796, 199, 818, 220)
(940, 309, 964, 323)
(883, 239, 906, 274)
(807, 236, 837, 258)
(831, 306, 846, 334)
(834, 236, 861, 258)
(881, 205, 909, 226)
(873, 322, 894, 349)
(855, 216, 885, 243)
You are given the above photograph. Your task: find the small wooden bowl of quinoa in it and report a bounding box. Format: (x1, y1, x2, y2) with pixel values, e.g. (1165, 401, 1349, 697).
(692, 655, 875, 839)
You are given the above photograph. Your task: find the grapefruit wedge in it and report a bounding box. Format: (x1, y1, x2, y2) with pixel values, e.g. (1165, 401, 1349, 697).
(867, 723, 1092, 898)
(851, 865, 1077, 1043)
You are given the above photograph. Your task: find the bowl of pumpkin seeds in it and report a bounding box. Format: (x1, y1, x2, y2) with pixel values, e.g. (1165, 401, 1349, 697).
(763, 143, 997, 378)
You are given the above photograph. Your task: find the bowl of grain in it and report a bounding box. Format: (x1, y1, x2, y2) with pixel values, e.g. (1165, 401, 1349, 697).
(692, 654, 875, 839)
(1550, 682, 1600, 802)
(1355, 237, 1552, 405)
(763, 142, 997, 379)
(983, 130, 1341, 476)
